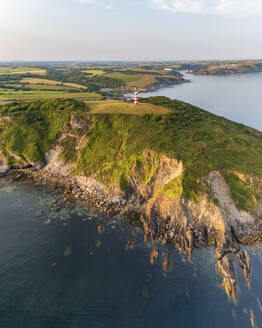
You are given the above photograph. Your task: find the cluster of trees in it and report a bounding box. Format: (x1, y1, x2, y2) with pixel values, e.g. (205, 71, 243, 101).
(0, 73, 42, 83)
(0, 98, 89, 115)
(90, 75, 123, 88)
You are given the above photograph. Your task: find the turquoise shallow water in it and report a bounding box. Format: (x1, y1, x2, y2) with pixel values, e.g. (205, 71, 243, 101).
(0, 179, 262, 327)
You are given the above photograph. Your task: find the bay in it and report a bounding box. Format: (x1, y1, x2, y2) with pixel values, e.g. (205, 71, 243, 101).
(141, 72, 262, 131)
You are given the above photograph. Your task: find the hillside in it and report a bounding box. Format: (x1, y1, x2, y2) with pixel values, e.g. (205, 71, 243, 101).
(1, 96, 262, 209)
(1, 96, 262, 300)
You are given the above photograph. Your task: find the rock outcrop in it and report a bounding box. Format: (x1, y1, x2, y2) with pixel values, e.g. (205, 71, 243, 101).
(0, 163, 10, 177)
(2, 140, 262, 302)
(216, 256, 237, 303)
(238, 250, 251, 288)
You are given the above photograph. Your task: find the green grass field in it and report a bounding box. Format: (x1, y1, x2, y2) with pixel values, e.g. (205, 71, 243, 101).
(21, 78, 87, 89)
(86, 100, 170, 115)
(0, 67, 46, 75)
(0, 91, 102, 103)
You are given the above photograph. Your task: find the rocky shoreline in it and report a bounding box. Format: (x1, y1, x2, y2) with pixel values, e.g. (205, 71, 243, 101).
(1, 162, 261, 303)
(2, 167, 137, 217)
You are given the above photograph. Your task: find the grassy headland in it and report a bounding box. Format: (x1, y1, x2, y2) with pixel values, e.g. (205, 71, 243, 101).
(1, 96, 262, 211)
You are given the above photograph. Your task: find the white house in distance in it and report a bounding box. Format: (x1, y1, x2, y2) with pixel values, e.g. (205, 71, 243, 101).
(164, 68, 173, 71)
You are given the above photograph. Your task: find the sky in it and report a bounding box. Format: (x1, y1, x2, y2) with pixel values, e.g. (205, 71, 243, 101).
(1, 0, 262, 61)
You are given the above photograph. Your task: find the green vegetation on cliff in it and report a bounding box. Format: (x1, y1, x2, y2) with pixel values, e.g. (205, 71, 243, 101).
(224, 173, 257, 211)
(3, 111, 69, 163)
(1, 97, 262, 210)
(75, 97, 262, 203)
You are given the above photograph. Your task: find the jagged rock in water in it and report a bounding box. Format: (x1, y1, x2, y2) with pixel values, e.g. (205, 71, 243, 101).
(250, 310, 255, 328)
(238, 250, 251, 288)
(150, 244, 159, 264)
(215, 227, 240, 260)
(96, 239, 102, 248)
(185, 229, 193, 261)
(163, 252, 171, 272)
(126, 236, 135, 249)
(97, 224, 105, 233)
(216, 256, 237, 303)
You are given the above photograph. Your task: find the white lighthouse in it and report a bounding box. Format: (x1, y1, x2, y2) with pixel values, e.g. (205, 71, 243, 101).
(134, 92, 138, 105)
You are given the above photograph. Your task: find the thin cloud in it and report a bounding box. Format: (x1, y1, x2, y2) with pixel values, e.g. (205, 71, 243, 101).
(76, 0, 96, 3)
(215, 0, 262, 14)
(75, 0, 113, 9)
(149, 0, 262, 14)
(149, 0, 205, 13)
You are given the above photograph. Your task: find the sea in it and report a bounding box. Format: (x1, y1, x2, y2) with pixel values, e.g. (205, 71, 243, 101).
(1, 72, 262, 327)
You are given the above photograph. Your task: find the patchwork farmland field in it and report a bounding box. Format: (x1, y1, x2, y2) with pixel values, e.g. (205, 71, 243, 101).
(0, 66, 47, 75)
(21, 78, 87, 89)
(0, 63, 186, 104)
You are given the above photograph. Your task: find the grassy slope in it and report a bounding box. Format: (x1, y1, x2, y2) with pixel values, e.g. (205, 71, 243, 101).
(1, 111, 69, 163)
(88, 101, 170, 115)
(1, 97, 262, 210)
(77, 97, 262, 207)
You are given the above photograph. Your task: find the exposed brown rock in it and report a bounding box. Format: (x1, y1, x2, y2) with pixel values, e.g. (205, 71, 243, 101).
(216, 256, 237, 303)
(3, 146, 262, 303)
(163, 252, 171, 272)
(185, 229, 193, 261)
(250, 310, 255, 328)
(126, 236, 135, 249)
(150, 244, 159, 264)
(97, 224, 105, 233)
(238, 250, 251, 288)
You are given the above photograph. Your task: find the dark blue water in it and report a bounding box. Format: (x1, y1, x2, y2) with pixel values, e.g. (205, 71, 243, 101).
(0, 180, 262, 327)
(141, 72, 262, 132)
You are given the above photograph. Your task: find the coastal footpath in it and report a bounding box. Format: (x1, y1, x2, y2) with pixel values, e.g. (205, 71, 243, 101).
(1, 97, 262, 301)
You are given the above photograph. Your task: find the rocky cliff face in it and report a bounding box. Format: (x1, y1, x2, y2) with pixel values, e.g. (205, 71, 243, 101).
(1, 115, 262, 301)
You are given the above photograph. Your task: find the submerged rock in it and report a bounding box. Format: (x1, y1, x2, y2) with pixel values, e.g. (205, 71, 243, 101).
(126, 236, 135, 249)
(64, 247, 72, 257)
(163, 252, 171, 272)
(250, 310, 255, 328)
(96, 239, 102, 248)
(97, 224, 105, 233)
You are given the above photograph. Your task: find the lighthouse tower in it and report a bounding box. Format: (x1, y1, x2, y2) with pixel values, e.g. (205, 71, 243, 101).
(134, 92, 138, 105)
